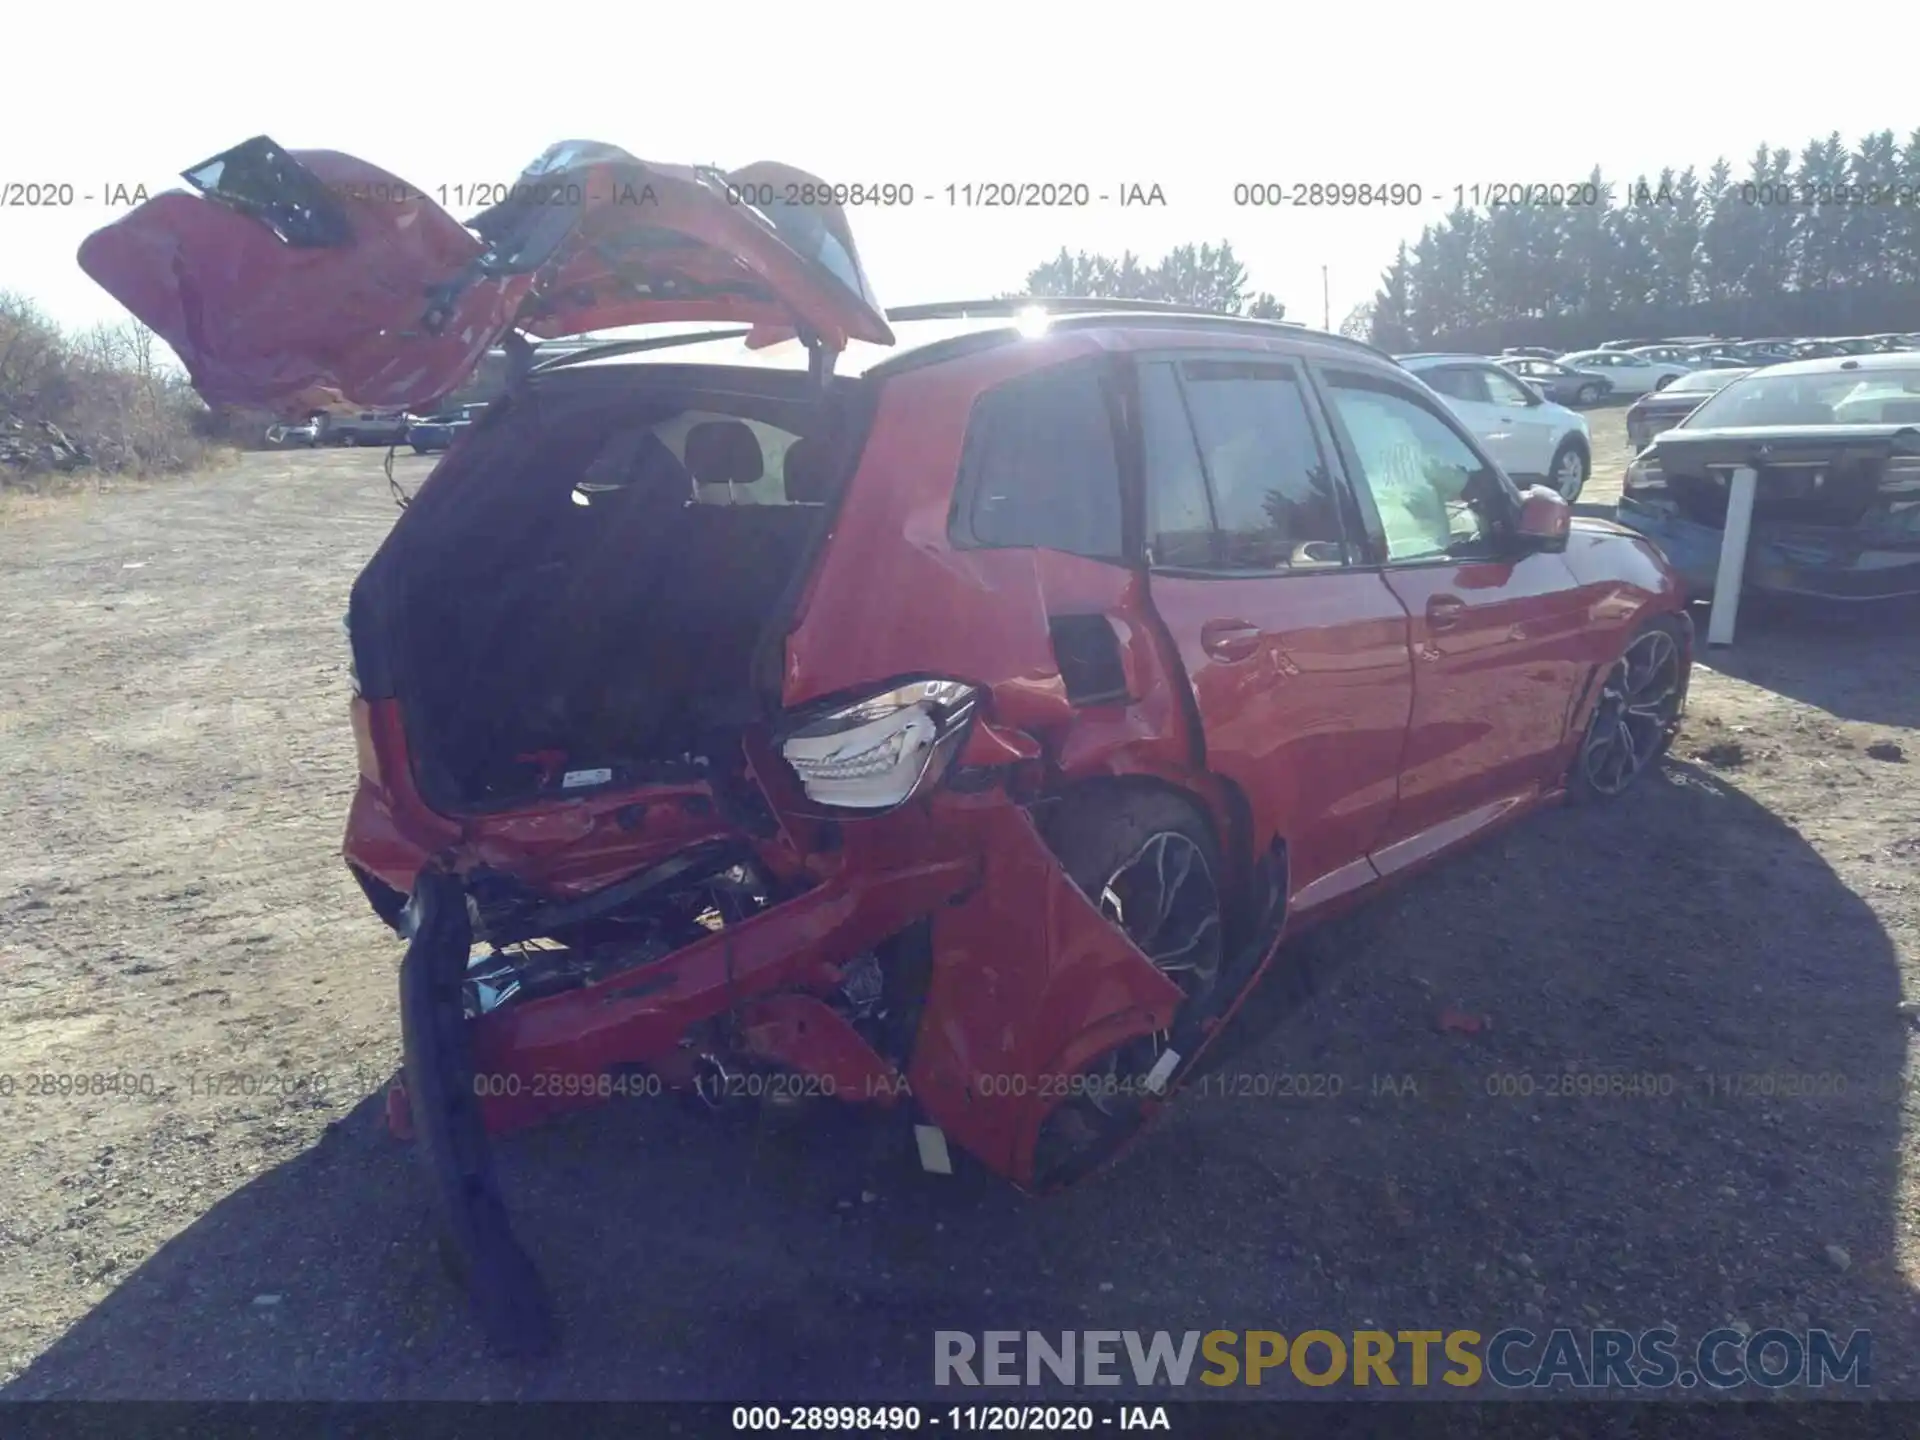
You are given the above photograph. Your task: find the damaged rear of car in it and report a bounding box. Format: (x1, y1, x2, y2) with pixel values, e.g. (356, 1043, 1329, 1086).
(342, 341, 1265, 1354)
(1618, 355, 1920, 603)
(83, 137, 1278, 1357)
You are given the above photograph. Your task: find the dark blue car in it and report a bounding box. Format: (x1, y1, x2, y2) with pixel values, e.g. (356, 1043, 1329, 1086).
(406, 403, 488, 453)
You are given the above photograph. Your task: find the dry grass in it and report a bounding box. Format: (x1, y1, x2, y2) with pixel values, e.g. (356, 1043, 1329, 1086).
(0, 292, 237, 495)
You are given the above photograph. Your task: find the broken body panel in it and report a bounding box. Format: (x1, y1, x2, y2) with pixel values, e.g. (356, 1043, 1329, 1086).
(1620, 425, 1920, 601)
(77, 136, 892, 414)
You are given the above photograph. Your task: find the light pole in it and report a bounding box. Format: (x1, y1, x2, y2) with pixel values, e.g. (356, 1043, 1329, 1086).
(1322, 266, 1331, 331)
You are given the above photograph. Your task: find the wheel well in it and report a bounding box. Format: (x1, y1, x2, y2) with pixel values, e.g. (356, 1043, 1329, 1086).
(1034, 772, 1278, 946)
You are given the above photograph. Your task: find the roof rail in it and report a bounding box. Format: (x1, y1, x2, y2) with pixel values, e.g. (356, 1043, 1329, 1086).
(886, 296, 1259, 322)
(884, 297, 1391, 359)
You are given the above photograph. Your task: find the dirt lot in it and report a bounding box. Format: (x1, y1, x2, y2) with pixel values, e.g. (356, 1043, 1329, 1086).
(1, 407, 1916, 1401)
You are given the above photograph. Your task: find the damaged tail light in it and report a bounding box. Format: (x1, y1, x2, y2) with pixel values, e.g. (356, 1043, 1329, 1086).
(779, 678, 979, 811)
(1623, 456, 1663, 495)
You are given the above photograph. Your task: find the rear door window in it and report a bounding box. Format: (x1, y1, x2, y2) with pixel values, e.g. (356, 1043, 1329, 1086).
(1140, 356, 1353, 571)
(953, 360, 1125, 559)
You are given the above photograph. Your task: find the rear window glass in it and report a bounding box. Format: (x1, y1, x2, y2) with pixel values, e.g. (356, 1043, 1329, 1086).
(954, 362, 1124, 559)
(1685, 367, 1920, 428)
(574, 411, 804, 506)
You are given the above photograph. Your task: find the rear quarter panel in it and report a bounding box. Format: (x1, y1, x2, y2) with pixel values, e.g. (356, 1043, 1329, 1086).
(782, 330, 1201, 786)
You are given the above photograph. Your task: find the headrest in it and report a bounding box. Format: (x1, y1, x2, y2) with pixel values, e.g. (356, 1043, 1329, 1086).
(781, 436, 836, 503)
(684, 420, 764, 485)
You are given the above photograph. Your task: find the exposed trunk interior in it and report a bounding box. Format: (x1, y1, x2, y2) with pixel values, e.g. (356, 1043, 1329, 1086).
(360, 367, 858, 812)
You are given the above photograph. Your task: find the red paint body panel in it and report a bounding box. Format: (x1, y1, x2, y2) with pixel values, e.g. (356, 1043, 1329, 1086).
(78, 142, 893, 415)
(1146, 570, 1413, 915)
(1375, 553, 1595, 852)
(911, 804, 1186, 1185)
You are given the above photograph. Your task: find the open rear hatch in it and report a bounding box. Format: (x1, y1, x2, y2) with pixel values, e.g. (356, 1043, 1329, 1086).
(77, 136, 894, 414)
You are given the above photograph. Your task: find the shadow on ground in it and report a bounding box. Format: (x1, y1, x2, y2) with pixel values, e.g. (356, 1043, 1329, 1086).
(1696, 598, 1920, 730)
(6, 743, 1914, 1402)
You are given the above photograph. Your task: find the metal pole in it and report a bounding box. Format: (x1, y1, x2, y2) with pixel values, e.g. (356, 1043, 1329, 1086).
(1322, 267, 1331, 331)
(1706, 464, 1757, 646)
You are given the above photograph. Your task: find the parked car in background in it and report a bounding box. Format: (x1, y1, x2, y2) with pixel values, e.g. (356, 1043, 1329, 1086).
(1725, 340, 1798, 365)
(406, 403, 489, 453)
(1598, 337, 1666, 351)
(1624, 366, 1753, 452)
(1398, 353, 1593, 499)
(1789, 338, 1871, 359)
(1497, 356, 1612, 407)
(264, 419, 320, 447)
(1626, 344, 1703, 369)
(1500, 346, 1561, 362)
(317, 409, 411, 447)
(1617, 353, 1920, 603)
(1558, 350, 1689, 396)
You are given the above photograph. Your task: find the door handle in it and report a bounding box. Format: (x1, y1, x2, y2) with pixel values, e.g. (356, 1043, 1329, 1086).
(1200, 619, 1262, 662)
(1426, 596, 1468, 632)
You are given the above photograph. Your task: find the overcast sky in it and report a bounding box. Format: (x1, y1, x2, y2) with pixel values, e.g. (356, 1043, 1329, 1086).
(2, 1, 1912, 351)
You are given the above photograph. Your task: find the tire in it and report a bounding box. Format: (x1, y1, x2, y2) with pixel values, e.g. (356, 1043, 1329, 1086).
(340, 434, 359, 447)
(1576, 383, 1601, 406)
(1567, 615, 1691, 803)
(1030, 786, 1226, 1189)
(1548, 438, 1589, 503)
(1654, 374, 1676, 391)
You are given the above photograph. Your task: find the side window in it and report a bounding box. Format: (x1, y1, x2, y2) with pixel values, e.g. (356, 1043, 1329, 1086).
(1481, 368, 1535, 406)
(1323, 374, 1510, 564)
(1138, 362, 1216, 567)
(1420, 366, 1490, 404)
(1141, 358, 1351, 571)
(955, 362, 1124, 559)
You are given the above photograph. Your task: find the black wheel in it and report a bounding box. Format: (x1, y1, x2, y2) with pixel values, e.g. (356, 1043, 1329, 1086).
(1654, 374, 1676, 391)
(340, 433, 359, 447)
(1549, 439, 1589, 502)
(1030, 787, 1225, 1189)
(1569, 616, 1690, 802)
(1576, 382, 1601, 406)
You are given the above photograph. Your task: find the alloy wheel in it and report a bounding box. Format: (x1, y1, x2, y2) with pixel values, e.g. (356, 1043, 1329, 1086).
(1554, 447, 1588, 501)
(1578, 628, 1684, 795)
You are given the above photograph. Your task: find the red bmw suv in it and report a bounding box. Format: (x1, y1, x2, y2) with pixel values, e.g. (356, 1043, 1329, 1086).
(81, 137, 1694, 1355)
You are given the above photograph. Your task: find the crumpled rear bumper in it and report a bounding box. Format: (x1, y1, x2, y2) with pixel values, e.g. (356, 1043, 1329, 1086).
(1614, 502, 1920, 602)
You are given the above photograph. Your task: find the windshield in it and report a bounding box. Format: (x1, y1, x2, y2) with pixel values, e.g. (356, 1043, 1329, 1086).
(1684, 367, 1920, 428)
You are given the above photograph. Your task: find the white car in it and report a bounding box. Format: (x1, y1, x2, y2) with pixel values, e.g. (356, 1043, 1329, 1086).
(1395, 353, 1592, 501)
(1624, 344, 1705, 369)
(1557, 350, 1690, 397)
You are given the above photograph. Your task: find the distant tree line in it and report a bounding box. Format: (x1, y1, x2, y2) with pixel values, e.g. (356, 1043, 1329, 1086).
(1020, 241, 1284, 318)
(1365, 128, 1920, 354)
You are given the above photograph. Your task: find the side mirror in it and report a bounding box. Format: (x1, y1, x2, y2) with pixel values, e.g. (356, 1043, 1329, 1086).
(1515, 485, 1572, 551)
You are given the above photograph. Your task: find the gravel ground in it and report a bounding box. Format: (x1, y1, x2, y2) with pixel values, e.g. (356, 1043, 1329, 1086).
(1, 407, 1915, 1401)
